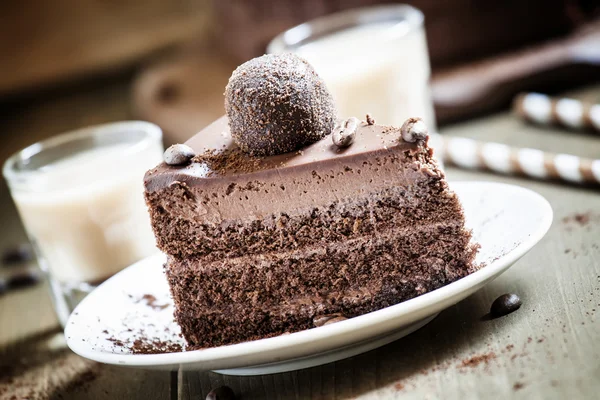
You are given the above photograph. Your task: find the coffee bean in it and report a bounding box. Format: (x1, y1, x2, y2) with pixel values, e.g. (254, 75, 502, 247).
(332, 117, 358, 148)
(164, 144, 196, 166)
(7, 268, 42, 290)
(490, 293, 522, 317)
(206, 385, 236, 400)
(2, 244, 34, 266)
(400, 117, 428, 143)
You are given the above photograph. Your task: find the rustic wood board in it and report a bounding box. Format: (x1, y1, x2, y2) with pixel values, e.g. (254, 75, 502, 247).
(0, 73, 598, 399)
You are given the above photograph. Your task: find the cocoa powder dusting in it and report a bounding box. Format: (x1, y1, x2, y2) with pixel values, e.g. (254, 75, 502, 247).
(562, 211, 596, 227)
(61, 370, 99, 394)
(106, 336, 127, 347)
(459, 352, 497, 368)
(136, 294, 168, 310)
(192, 149, 263, 176)
(0, 347, 99, 399)
(131, 339, 182, 354)
(106, 334, 182, 355)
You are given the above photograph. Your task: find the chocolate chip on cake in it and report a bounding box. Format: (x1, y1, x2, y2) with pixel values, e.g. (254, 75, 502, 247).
(400, 117, 428, 143)
(225, 53, 336, 156)
(332, 117, 358, 148)
(164, 144, 196, 166)
(206, 385, 236, 400)
(490, 293, 522, 317)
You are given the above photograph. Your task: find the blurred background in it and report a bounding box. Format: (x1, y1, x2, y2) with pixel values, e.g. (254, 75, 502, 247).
(1, 0, 599, 164)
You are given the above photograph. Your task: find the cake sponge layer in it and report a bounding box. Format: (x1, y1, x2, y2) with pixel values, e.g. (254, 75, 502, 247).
(146, 155, 447, 261)
(166, 223, 478, 349)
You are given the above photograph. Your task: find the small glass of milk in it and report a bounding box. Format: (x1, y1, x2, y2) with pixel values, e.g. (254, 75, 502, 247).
(268, 4, 436, 130)
(3, 121, 163, 326)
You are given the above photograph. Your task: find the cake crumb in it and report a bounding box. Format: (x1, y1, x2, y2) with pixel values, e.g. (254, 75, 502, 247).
(131, 339, 182, 354)
(107, 334, 182, 355)
(135, 294, 169, 311)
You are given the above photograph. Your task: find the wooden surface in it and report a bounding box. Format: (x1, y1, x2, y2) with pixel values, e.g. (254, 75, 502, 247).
(0, 78, 599, 399)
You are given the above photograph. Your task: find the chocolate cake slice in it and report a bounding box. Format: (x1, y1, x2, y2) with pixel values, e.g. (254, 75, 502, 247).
(145, 116, 478, 349)
(144, 54, 478, 349)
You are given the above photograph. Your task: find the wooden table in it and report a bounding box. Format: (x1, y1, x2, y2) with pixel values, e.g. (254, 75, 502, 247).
(0, 78, 598, 399)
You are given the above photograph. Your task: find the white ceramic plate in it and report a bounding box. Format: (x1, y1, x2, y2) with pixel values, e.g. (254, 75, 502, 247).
(65, 181, 552, 375)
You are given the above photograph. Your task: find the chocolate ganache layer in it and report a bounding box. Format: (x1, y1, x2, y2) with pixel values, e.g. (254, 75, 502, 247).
(144, 116, 479, 349)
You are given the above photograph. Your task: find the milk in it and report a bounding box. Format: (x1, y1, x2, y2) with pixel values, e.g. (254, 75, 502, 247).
(12, 143, 162, 284)
(295, 21, 435, 129)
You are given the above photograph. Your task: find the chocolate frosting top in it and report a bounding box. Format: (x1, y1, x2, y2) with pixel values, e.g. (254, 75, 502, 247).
(145, 116, 424, 192)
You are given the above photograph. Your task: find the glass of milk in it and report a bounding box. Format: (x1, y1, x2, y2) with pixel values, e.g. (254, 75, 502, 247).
(3, 121, 163, 326)
(268, 4, 436, 130)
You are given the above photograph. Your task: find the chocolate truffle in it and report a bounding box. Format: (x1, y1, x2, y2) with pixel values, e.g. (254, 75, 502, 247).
(225, 53, 336, 156)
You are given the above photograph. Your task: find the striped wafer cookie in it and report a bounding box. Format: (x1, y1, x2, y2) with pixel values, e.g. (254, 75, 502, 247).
(429, 133, 600, 186)
(513, 92, 600, 132)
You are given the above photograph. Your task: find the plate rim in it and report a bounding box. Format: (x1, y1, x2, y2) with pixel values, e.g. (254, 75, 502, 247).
(65, 181, 553, 368)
